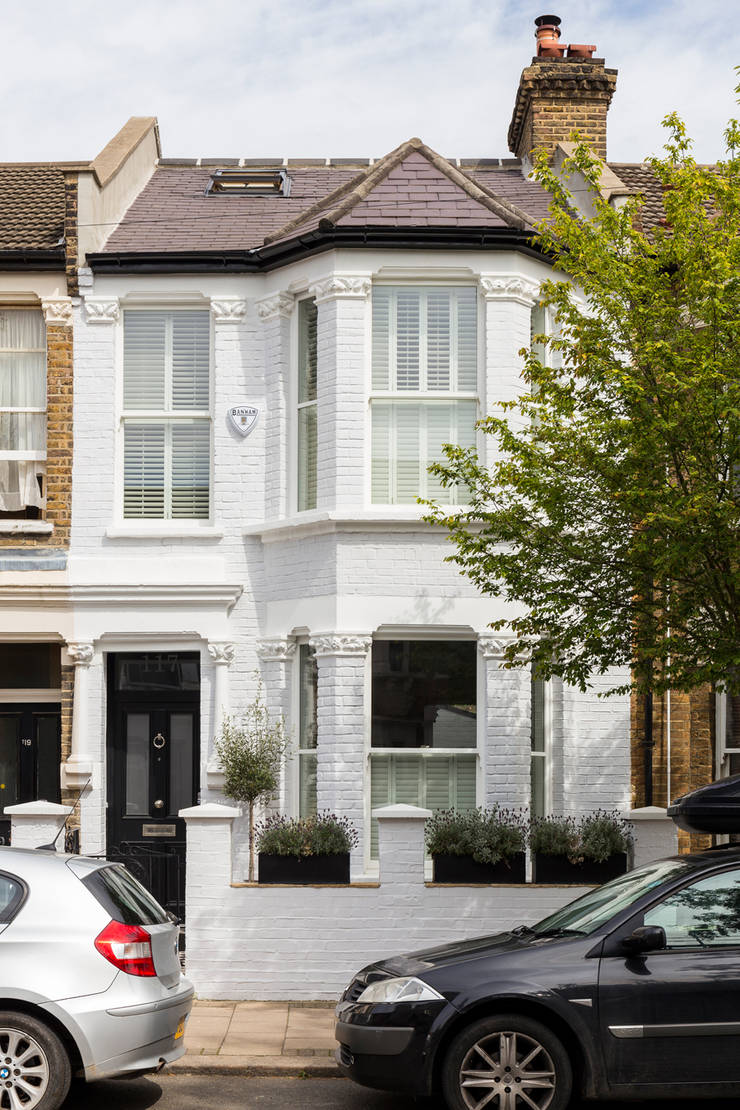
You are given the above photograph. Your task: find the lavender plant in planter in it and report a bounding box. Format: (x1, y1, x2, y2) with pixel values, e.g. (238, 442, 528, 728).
(256, 812, 358, 884)
(531, 811, 632, 884)
(426, 807, 527, 884)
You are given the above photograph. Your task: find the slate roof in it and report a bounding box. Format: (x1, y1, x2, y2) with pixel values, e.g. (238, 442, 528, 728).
(0, 166, 66, 252)
(103, 138, 554, 258)
(607, 163, 665, 234)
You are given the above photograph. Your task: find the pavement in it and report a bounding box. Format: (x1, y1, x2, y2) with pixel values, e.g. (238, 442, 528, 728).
(168, 1000, 340, 1076)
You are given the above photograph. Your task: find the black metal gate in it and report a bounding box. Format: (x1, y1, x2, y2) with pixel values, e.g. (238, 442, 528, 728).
(104, 842, 186, 925)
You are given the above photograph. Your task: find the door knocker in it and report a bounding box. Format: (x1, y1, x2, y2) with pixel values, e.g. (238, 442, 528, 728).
(153, 733, 166, 749)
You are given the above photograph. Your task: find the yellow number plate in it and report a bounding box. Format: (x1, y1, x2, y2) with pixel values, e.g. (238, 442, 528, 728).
(174, 1018, 186, 1040)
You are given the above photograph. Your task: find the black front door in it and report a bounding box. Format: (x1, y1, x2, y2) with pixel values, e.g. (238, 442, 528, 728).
(0, 705, 61, 843)
(107, 653, 200, 920)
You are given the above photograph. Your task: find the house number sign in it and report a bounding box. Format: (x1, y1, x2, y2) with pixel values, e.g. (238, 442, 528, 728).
(228, 405, 260, 437)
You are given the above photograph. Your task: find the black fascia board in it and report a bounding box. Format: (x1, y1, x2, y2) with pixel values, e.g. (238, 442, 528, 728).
(88, 226, 549, 274)
(0, 249, 65, 270)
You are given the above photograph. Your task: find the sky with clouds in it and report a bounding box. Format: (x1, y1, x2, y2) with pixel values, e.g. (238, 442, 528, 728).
(2, 0, 738, 165)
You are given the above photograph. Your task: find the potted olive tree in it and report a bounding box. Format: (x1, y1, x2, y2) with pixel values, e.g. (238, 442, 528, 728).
(213, 682, 288, 882)
(255, 811, 358, 884)
(530, 811, 632, 884)
(425, 807, 527, 884)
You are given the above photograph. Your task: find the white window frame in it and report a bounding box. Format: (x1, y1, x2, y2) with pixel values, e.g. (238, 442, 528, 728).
(366, 630, 480, 869)
(0, 307, 47, 510)
(368, 282, 481, 508)
(530, 671, 553, 818)
(114, 305, 215, 532)
(295, 297, 318, 514)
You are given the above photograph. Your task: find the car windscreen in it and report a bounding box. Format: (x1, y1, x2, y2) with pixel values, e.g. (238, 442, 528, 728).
(531, 858, 693, 937)
(82, 864, 169, 926)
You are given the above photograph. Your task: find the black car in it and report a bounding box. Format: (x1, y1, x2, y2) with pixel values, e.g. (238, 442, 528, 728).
(336, 847, 740, 1108)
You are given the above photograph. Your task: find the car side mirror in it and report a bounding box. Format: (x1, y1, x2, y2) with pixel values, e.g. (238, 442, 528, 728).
(622, 925, 667, 954)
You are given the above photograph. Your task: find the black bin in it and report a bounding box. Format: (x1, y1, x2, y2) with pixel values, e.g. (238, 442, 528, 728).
(668, 774, 740, 834)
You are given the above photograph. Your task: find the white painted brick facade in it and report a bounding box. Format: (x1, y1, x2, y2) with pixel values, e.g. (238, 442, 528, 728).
(47, 252, 632, 886)
(183, 804, 588, 1000)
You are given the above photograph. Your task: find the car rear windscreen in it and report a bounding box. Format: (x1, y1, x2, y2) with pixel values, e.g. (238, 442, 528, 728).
(83, 864, 169, 925)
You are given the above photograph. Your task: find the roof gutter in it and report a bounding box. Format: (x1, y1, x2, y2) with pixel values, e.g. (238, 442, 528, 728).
(0, 249, 66, 270)
(88, 226, 551, 274)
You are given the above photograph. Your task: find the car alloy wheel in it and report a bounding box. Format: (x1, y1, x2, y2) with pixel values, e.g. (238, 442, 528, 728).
(442, 1014, 572, 1110)
(0, 1012, 70, 1110)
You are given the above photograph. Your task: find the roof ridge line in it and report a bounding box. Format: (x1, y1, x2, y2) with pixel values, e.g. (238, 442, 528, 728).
(262, 138, 423, 246)
(414, 141, 538, 231)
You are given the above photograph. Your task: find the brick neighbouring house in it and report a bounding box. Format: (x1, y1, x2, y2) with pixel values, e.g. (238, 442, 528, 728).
(0, 119, 160, 839)
(0, 15, 730, 905)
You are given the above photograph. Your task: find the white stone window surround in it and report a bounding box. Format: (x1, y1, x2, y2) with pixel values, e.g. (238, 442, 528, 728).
(368, 279, 484, 509)
(107, 296, 221, 539)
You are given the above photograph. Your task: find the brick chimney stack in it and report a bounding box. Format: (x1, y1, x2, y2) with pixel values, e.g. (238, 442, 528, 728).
(508, 14, 618, 165)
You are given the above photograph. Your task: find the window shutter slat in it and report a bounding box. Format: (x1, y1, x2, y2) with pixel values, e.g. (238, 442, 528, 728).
(426, 291, 451, 390)
(123, 424, 165, 518)
(455, 287, 478, 391)
(298, 405, 317, 511)
(171, 312, 210, 410)
(171, 422, 210, 519)
(371, 288, 391, 390)
(123, 313, 167, 409)
(395, 290, 421, 390)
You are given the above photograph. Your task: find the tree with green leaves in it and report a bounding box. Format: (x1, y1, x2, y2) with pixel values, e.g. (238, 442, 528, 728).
(425, 113, 740, 698)
(214, 681, 289, 881)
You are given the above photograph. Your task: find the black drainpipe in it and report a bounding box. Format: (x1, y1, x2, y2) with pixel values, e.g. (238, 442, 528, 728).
(644, 689, 654, 807)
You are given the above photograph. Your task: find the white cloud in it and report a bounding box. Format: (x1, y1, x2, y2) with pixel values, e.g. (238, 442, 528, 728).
(1, 0, 738, 163)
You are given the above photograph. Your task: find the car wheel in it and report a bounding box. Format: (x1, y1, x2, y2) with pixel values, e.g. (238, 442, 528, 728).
(0, 1011, 71, 1110)
(442, 1013, 572, 1110)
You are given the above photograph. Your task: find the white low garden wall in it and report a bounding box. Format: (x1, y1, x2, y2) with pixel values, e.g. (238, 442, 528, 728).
(179, 803, 677, 1000)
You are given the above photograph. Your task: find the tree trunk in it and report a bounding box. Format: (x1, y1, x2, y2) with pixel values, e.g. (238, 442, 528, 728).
(249, 800, 255, 882)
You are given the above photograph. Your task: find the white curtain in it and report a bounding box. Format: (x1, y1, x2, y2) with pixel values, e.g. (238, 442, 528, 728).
(0, 310, 46, 512)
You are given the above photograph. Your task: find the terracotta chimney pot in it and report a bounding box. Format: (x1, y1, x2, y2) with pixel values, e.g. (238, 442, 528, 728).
(535, 14, 566, 58)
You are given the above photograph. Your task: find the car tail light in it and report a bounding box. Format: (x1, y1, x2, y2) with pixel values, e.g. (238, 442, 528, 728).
(94, 920, 156, 977)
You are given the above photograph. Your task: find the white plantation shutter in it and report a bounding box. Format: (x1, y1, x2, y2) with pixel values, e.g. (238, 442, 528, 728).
(123, 310, 211, 519)
(172, 313, 210, 409)
(371, 286, 477, 504)
(123, 314, 166, 409)
(172, 422, 210, 518)
(426, 291, 451, 390)
(370, 753, 477, 858)
(123, 424, 165, 518)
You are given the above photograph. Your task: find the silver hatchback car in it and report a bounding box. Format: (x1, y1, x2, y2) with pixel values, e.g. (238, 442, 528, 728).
(0, 846, 193, 1109)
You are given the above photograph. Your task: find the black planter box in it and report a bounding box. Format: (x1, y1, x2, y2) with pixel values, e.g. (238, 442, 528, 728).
(533, 852, 628, 885)
(432, 853, 526, 884)
(257, 852, 350, 885)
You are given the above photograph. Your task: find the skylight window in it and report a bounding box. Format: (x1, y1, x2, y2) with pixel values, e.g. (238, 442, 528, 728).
(207, 170, 291, 196)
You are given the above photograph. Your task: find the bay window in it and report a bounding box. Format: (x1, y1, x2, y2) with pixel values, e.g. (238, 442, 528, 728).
(0, 309, 46, 516)
(371, 286, 478, 504)
(370, 639, 477, 855)
(122, 310, 211, 519)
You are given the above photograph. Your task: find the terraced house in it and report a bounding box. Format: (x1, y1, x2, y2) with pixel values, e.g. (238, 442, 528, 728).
(0, 15, 731, 907)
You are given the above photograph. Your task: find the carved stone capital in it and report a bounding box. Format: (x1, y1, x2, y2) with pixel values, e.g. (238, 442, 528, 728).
(309, 634, 372, 657)
(207, 642, 235, 666)
(83, 297, 120, 325)
(478, 636, 517, 660)
(308, 275, 372, 304)
(66, 642, 94, 667)
(256, 638, 297, 662)
(41, 299, 73, 325)
(479, 275, 539, 308)
(256, 292, 294, 321)
(212, 299, 247, 323)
